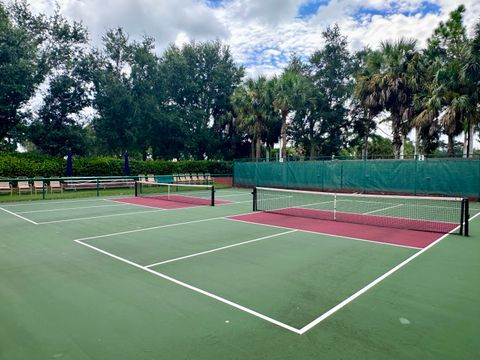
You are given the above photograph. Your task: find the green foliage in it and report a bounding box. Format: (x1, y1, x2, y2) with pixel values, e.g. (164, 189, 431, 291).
(0, 153, 232, 178)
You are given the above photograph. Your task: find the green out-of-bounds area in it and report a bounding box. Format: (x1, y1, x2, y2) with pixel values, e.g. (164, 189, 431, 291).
(0, 187, 479, 360)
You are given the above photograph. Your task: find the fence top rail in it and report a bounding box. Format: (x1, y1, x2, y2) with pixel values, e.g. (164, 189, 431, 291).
(234, 155, 480, 163)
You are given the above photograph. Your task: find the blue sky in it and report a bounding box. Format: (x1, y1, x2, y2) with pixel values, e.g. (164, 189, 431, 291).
(28, 0, 480, 77)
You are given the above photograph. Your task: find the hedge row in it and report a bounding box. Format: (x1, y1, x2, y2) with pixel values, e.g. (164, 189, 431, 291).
(0, 154, 232, 178)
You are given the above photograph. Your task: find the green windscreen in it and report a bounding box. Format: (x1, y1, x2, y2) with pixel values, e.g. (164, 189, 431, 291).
(234, 159, 480, 198)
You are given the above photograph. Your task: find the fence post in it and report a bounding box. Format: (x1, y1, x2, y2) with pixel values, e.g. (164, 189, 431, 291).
(414, 157, 418, 196)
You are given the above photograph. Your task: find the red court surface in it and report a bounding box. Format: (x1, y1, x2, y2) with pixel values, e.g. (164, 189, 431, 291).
(112, 196, 232, 209)
(228, 212, 446, 249)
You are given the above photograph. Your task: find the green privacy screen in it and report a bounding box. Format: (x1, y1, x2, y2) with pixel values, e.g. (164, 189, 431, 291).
(233, 159, 480, 198)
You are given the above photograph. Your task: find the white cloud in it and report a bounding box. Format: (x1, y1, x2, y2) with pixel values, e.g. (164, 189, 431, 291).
(22, 0, 480, 76)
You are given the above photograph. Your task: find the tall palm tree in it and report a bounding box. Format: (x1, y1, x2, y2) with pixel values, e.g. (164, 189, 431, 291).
(417, 8, 478, 156)
(354, 50, 383, 158)
(376, 39, 419, 158)
(461, 20, 480, 156)
(273, 71, 305, 160)
(231, 76, 271, 160)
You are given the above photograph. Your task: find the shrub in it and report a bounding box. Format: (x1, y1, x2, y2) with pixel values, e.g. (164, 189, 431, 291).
(0, 153, 232, 178)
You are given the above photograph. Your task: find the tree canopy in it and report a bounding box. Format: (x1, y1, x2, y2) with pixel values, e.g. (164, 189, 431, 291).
(1, 1, 479, 160)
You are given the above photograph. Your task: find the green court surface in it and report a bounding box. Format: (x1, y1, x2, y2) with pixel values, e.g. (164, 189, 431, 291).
(1, 188, 479, 359)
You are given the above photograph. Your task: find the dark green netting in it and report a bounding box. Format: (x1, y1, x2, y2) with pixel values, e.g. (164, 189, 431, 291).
(233, 159, 480, 197)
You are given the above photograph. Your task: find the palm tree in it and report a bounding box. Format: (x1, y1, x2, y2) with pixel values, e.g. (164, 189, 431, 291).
(461, 20, 480, 156)
(231, 77, 271, 160)
(273, 71, 305, 160)
(416, 8, 478, 156)
(364, 39, 419, 158)
(354, 50, 383, 158)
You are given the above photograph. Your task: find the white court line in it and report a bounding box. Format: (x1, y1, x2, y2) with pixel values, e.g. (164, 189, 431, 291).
(0, 207, 39, 225)
(74, 239, 302, 334)
(363, 204, 404, 215)
(37, 209, 167, 225)
(36, 198, 252, 225)
(296, 210, 480, 334)
(225, 217, 422, 250)
(0, 197, 117, 207)
(73, 210, 478, 335)
(104, 198, 171, 210)
(17, 203, 130, 214)
(73, 212, 255, 242)
(215, 193, 252, 198)
(145, 230, 297, 268)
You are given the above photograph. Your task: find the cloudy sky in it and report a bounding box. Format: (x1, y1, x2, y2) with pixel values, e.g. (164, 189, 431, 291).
(26, 0, 480, 78)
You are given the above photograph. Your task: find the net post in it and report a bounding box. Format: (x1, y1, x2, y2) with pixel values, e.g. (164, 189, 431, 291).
(465, 199, 469, 236)
(211, 185, 215, 206)
(134, 180, 138, 197)
(333, 193, 337, 221)
(252, 187, 257, 212)
(96, 178, 100, 197)
(460, 199, 465, 236)
(42, 180, 46, 200)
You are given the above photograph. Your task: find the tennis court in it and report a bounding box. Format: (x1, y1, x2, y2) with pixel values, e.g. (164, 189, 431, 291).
(1, 185, 479, 359)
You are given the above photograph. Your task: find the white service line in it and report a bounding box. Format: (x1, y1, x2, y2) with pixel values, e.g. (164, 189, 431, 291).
(296, 210, 480, 335)
(145, 230, 297, 268)
(16, 203, 130, 214)
(37, 209, 167, 225)
(0, 197, 117, 207)
(73, 211, 256, 242)
(363, 204, 404, 215)
(0, 207, 38, 225)
(215, 193, 252, 198)
(75, 239, 301, 334)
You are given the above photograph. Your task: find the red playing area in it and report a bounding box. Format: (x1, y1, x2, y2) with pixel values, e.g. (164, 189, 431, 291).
(228, 212, 447, 249)
(112, 196, 232, 209)
(270, 207, 458, 234)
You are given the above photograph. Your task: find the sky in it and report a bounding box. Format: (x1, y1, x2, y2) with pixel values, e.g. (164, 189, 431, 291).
(25, 0, 480, 78)
(21, 0, 480, 149)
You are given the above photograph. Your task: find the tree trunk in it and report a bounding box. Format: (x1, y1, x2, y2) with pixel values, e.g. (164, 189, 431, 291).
(447, 134, 454, 156)
(309, 122, 315, 160)
(250, 140, 255, 160)
(255, 136, 261, 161)
(392, 116, 402, 159)
(281, 108, 288, 161)
(463, 123, 474, 158)
(468, 125, 474, 157)
(363, 111, 370, 160)
(414, 126, 420, 157)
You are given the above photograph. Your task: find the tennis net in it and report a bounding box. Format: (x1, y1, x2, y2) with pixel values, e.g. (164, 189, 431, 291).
(253, 187, 469, 235)
(135, 181, 215, 206)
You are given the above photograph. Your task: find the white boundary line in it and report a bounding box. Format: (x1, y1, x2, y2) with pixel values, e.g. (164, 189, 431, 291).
(0, 197, 119, 207)
(73, 211, 478, 335)
(16, 203, 130, 214)
(145, 230, 297, 268)
(0, 207, 39, 225)
(74, 239, 302, 334)
(225, 217, 422, 250)
(363, 204, 404, 215)
(36, 209, 167, 224)
(104, 198, 171, 210)
(73, 212, 256, 242)
(297, 210, 480, 334)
